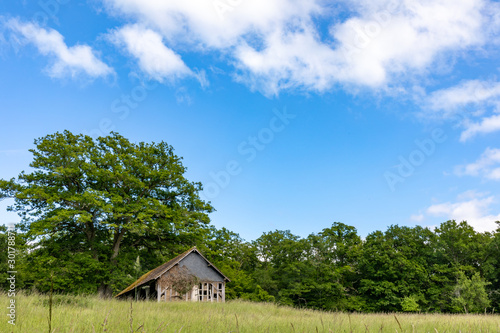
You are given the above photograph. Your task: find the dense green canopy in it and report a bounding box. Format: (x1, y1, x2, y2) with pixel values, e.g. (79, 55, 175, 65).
(1, 131, 499, 312)
(0, 131, 212, 296)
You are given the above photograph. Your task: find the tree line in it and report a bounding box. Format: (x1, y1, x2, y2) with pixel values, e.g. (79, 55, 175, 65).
(1, 131, 499, 313)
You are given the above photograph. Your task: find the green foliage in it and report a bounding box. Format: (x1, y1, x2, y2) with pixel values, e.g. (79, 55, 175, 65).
(197, 226, 258, 300)
(0, 225, 28, 291)
(241, 285, 275, 302)
(451, 271, 491, 313)
(2, 132, 500, 313)
(357, 226, 434, 312)
(23, 248, 105, 294)
(401, 296, 420, 312)
(0, 131, 212, 296)
(483, 221, 500, 307)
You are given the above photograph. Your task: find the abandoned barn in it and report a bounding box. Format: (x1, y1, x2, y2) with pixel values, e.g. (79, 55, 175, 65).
(115, 247, 230, 302)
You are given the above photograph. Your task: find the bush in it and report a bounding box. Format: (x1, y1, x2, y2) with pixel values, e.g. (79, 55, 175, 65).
(401, 296, 420, 312)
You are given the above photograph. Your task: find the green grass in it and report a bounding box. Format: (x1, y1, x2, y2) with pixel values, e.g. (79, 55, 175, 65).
(1, 292, 499, 332)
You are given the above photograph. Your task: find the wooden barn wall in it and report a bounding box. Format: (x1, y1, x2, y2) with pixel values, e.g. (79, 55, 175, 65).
(179, 252, 225, 282)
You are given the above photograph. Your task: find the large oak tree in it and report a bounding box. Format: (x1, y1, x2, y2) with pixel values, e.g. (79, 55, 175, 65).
(0, 131, 213, 296)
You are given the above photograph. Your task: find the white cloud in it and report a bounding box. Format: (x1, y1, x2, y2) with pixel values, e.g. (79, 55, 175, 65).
(7, 18, 113, 79)
(102, 0, 321, 49)
(426, 191, 500, 232)
(456, 189, 489, 201)
(234, 26, 342, 95)
(428, 80, 500, 114)
(109, 24, 193, 82)
(235, 0, 492, 94)
(410, 214, 424, 222)
(460, 114, 500, 141)
(329, 0, 487, 85)
(101, 0, 496, 95)
(426, 80, 500, 140)
(455, 147, 500, 180)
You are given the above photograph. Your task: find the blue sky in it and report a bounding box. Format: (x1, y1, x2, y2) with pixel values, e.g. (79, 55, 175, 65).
(1, 0, 500, 240)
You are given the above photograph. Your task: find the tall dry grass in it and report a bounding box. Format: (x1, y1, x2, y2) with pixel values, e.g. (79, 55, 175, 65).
(1, 291, 499, 332)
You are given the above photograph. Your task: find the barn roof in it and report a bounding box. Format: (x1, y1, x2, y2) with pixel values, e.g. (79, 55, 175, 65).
(115, 246, 230, 297)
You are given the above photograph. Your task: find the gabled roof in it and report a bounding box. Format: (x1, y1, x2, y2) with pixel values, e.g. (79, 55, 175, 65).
(115, 246, 230, 297)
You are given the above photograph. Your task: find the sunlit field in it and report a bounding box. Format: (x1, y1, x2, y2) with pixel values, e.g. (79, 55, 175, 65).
(1, 292, 499, 333)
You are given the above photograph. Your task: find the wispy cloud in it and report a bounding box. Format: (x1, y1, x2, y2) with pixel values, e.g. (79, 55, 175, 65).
(410, 214, 424, 222)
(426, 80, 500, 141)
(101, 0, 497, 95)
(4, 0, 499, 96)
(108, 24, 193, 83)
(6, 18, 113, 79)
(455, 147, 500, 180)
(425, 191, 500, 232)
(460, 114, 500, 142)
(428, 80, 500, 115)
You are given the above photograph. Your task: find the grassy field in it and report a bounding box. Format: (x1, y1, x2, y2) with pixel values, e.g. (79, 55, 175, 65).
(1, 292, 499, 333)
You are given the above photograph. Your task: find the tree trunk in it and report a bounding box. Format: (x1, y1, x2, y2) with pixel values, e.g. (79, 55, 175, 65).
(97, 227, 126, 298)
(85, 217, 98, 260)
(98, 283, 113, 299)
(111, 227, 126, 261)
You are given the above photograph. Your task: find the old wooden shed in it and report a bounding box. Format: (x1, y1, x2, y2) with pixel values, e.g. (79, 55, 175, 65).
(115, 247, 230, 302)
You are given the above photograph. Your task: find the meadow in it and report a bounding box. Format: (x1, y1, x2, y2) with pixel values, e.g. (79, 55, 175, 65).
(1, 292, 499, 333)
